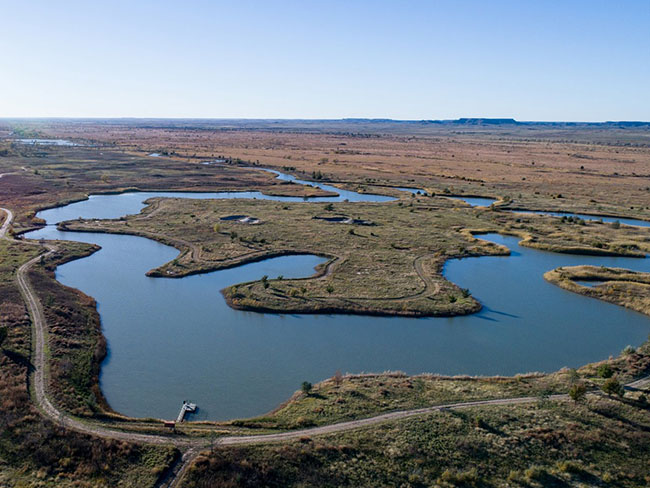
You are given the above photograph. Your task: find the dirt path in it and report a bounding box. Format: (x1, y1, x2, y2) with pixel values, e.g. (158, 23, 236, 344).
(0, 207, 13, 237)
(4, 206, 649, 487)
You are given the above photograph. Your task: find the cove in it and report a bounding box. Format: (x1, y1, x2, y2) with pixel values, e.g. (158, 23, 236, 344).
(24, 176, 650, 421)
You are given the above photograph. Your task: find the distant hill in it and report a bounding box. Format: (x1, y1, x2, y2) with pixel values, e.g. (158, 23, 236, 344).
(454, 118, 518, 125)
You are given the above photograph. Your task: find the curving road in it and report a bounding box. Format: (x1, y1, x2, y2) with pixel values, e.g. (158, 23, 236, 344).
(0, 207, 13, 238)
(3, 205, 649, 487)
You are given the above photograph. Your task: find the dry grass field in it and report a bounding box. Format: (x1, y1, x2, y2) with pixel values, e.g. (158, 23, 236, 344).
(5, 118, 649, 221)
(1, 119, 649, 487)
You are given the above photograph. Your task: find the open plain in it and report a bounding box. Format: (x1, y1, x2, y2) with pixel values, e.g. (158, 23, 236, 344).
(1, 119, 650, 487)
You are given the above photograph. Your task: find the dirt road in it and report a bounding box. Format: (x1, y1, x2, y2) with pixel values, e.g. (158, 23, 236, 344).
(0, 207, 13, 237)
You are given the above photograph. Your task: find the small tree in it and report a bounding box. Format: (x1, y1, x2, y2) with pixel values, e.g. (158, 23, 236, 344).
(301, 381, 312, 395)
(568, 382, 587, 403)
(597, 363, 613, 378)
(602, 377, 624, 398)
(333, 370, 343, 386)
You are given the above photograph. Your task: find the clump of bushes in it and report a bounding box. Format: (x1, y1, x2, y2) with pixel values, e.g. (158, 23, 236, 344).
(597, 363, 614, 378)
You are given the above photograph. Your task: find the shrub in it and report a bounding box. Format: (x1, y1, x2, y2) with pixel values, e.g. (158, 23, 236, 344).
(622, 345, 635, 355)
(333, 370, 343, 386)
(524, 465, 546, 482)
(301, 381, 312, 395)
(602, 377, 624, 397)
(440, 468, 478, 485)
(569, 382, 587, 403)
(597, 363, 614, 378)
(556, 460, 583, 474)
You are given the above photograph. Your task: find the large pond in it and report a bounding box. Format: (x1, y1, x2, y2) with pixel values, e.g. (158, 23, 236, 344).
(25, 172, 650, 421)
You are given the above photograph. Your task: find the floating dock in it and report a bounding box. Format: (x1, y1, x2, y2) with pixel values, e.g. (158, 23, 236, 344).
(176, 401, 197, 423)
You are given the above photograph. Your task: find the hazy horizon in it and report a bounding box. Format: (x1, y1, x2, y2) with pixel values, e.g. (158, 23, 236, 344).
(2, 116, 650, 124)
(2, 0, 649, 121)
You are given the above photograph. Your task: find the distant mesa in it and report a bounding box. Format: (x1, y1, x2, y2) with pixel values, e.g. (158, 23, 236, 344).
(341, 118, 649, 127)
(454, 118, 518, 125)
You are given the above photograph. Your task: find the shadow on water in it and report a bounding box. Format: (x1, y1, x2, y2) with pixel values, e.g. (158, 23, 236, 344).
(482, 307, 520, 319)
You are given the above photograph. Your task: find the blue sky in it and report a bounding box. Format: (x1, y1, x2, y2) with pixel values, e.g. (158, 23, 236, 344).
(1, 0, 648, 120)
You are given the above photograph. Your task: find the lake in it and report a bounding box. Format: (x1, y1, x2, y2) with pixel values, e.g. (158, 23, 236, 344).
(25, 172, 650, 421)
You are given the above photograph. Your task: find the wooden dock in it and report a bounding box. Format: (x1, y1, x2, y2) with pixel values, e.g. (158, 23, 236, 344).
(176, 401, 197, 423)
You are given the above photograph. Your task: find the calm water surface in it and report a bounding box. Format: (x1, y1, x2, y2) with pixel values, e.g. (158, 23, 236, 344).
(25, 174, 650, 421)
(448, 196, 497, 207)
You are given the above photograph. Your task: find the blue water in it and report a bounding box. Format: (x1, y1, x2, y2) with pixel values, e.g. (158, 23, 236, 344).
(36, 172, 397, 226)
(24, 172, 650, 421)
(253, 167, 396, 202)
(448, 196, 497, 207)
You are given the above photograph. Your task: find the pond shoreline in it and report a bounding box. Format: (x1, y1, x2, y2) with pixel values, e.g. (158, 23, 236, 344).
(21, 169, 650, 421)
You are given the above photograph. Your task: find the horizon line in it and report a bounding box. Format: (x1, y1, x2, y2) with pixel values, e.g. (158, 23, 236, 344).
(1, 116, 649, 125)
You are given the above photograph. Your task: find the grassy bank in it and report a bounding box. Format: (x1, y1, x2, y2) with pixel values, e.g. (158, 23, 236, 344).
(183, 393, 650, 487)
(63, 195, 650, 317)
(0, 239, 178, 487)
(545, 265, 650, 316)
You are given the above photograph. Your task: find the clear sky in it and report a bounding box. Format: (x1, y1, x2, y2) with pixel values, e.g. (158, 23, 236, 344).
(1, 0, 649, 121)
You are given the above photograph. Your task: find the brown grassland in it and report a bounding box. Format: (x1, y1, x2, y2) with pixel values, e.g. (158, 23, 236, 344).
(0, 119, 649, 486)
